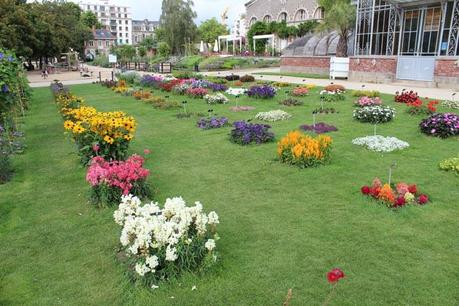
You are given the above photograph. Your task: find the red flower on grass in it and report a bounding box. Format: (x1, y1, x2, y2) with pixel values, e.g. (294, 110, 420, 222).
(418, 194, 429, 205)
(361, 186, 371, 195)
(408, 184, 417, 194)
(327, 268, 345, 283)
(395, 197, 406, 207)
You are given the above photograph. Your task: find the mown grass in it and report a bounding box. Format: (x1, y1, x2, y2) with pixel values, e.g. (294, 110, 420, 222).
(0, 82, 458, 305)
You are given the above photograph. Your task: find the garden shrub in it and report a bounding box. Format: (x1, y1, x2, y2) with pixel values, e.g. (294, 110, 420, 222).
(324, 84, 345, 92)
(419, 113, 459, 138)
(133, 90, 152, 100)
(172, 71, 202, 80)
(159, 79, 182, 92)
(273, 82, 289, 88)
(352, 90, 380, 98)
(439, 156, 459, 174)
(353, 106, 396, 124)
(140, 75, 164, 89)
(197, 117, 230, 129)
(406, 99, 438, 115)
(280, 98, 303, 106)
(172, 83, 191, 95)
(204, 93, 229, 104)
(186, 88, 208, 98)
(277, 131, 333, 168)
(117, 71, 141, 85)
(354, 96, 382, 107)
(113, 195, 220, 284)
(320, 90, 345, 102)
(144, 97, 181, 110)
(206, 77, 227, 84)
(225, 75, 240, 81)
(300, 123, 338, 134)
(442, 99, 459, 109)
(291, 87, 309, 97)
(255, 110, 292, 122)
(352, 136, 409, 153)
(394, 90, 419, 103)
(240, 75, 255, 82)
(230, 121, 274, 145)
(247, 85, 276, 99)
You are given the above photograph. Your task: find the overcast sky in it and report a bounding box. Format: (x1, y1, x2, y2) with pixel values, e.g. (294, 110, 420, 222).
(75, 0, 248, 25)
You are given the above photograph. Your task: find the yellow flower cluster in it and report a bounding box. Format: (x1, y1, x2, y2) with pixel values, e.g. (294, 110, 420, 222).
(278, 131, 332, 165)
(56, 94, 85, 114)
(112, 80, 129, 94)
(63, 107, 136, 144)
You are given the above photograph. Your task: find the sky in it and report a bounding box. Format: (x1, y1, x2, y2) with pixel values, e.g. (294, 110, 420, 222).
(76, 0, 248, 26)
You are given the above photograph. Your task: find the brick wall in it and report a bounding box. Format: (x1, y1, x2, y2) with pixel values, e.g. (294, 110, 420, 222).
(434, 58, 459, 89)
(280, 56, 330, 75)
(348, 56, 397, 83)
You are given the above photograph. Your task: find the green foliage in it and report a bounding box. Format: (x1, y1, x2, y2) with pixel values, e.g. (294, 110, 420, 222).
(0, 49, 31, 126)
(174, 55, 204, 70)
(80, 11, 102, 29)
(352, 90, 381, 98)
(198, 56, 280, 71)
(0, 151, 13, 184)
(112, 45, 137, 63)
(198, 18, 228, 43)
(439, 156, 459, 174)
(158, 42, 171, 58)
(159, 0, 198, 55)
(91, 55, 110, 68)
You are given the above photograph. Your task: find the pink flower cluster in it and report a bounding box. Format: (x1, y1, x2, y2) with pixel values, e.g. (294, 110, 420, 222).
(355, 96, 382, 107)
(186, 87, 209, 98)
(86, 155, 150, 195)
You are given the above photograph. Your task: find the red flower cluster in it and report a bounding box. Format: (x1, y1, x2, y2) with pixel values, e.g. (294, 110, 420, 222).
(159, 79, 182, 92)
(361, 177, 429, 208)
(395, 90, 419, 104)
(327, 268, 345, 283)
(406, 98, 439, 115)
(86, 155, 150, 195)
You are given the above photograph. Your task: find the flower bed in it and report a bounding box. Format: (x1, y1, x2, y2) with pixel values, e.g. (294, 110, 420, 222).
(353, 106, 395, 124)
(140, 75, 164, 89)
(442, 99, 459, 109)
(419, 113, 459, 138)
(230, 121, 274, 145)
(352, 135, 409, 152)
(280, 98, 304, 106)
(320, 90, 345, 102)
(204, 93, 229, 104)
(133, 90, 152, 100)
(225, 74, 239, 81)
(439, 156, 459, 174)
(395, 90, 419, 103)
(277, 131, 332, 168)
(144, 97, 180, 110)
(197, 117, 229, 129)
(247, 85, 276, 99)
(172, 83, 191, 95)
(291, 87, 309, 97)
(406, 99, 438, 115)
(86, 155, 150, 206)
(352, 90, 380, 98)
(160, 79, 182, 92)
(255, 110, 292, 122)
(300, 123, 338, 134)
(113, 195, 219, 284)
(324, 84, 346, 92)
(354, 96, 382, 107)
(63, 106, 136, 164)
(361, 178, 429, 208)
(240, 75, 255, 82)
(312, 107, 338, 114)
(229, 106, 255, 112)
(186, 87, 209, 98)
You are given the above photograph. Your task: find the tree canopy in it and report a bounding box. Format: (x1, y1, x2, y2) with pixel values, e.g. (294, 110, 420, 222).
(158, 0, 197, 55)
(198, 18, 228, 44)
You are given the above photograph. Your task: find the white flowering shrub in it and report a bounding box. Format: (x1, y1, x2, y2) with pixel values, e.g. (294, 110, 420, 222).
(353, 106, 396, 124)
(442, 99, 459, 109)
(114, 195, 219, 285)
(225, 87, 247, 97)
(352, 135, 409, 152)
(204, 93, 229, 104)
(255, 110, 292, 122)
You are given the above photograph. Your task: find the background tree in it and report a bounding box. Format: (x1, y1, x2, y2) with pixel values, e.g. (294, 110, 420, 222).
(198, 18, 228, 44)
(158, 0, 197, 55)
(81, 11, 102, 29)
(158, 42, 171, 58)
(317, 0, 355, 57)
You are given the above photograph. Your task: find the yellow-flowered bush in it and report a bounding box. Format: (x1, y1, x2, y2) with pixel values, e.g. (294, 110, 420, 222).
(112, 80, 129, 94)
(277, 131, 332, 168)
(63, 108, 136, 164)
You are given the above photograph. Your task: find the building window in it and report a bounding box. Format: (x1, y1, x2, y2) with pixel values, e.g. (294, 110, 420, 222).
(106, 41, 110, 47)
(124, 8, 127, 12)
(249, 17, 257, 26)
(125, 20, 128, 24)
(89, 41, 94, 47)
(126, 39, 129, 44)
(119, 39, 123, 44)
(125, 14, 128, 18)
(295, 9, 307, 22)
(263, 15, 272, 23)
(119, 26, 122, 31)
(278, 12, 288, 22)
(313, 7, 324, 19)
(98, 41, 102, 47)
(100, 6, 105, 11)
(126, 27, 128, 31)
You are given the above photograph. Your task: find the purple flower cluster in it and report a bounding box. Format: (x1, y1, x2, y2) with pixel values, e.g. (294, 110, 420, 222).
(190, 80, 227, 92)
(1, 84, 9, 93)
(208, 83, 228, 92)
(230, 121, 274, 145)
(197, 117, 229, 130)
(140, 75, 164, 88)
(247, 85, 276, 99)
(300, 123, 338, 134)
(420, 113, 459, 138)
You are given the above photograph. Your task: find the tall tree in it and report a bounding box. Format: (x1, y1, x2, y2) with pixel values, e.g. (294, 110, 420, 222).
(317, 0, 355, 57)
(198, 18, 228, 44)
(159, 0, 197, 55)
(81, 11, 102, 29)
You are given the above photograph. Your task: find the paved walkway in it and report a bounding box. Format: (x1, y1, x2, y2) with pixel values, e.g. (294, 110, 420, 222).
(204, 68, 458, 101)
(28, 66, 458, 101)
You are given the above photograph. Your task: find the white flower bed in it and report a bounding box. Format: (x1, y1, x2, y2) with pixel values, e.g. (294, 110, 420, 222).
(353, 106, 396, 124)
(225, 87, 247, 96)
(255, 110, 292, 122)
(204, 93, 229, 104)
(114, 195, 219, 283)
(352, 135, 409, 152)
(442, 99, 459, 109)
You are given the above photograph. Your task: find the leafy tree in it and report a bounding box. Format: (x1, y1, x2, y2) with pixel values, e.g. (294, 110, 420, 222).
(81, 11, 102, 29)
(198, 18, 228, 43)
(158, 42, 171, 58)
(112, 45, 136, 63)
(247, 21, 268, 54)
(297, 21, 319, 37)
(159, 0, 197, 55)
(137, 46, 147, 58)
(139, 36, 157, 51)
(317, 0, 355, 57)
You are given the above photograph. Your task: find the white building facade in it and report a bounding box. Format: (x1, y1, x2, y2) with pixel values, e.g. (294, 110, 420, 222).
(79, 0, 132, 45)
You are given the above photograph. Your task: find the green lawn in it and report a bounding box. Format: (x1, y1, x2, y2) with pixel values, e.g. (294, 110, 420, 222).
(253, 71, 330, 80)
(1, 83, 458, 305)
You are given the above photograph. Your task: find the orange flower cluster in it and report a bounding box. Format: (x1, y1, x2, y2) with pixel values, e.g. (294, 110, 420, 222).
(277, 131, 332, 168)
